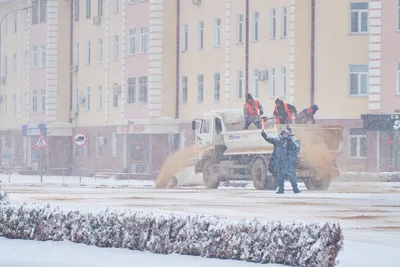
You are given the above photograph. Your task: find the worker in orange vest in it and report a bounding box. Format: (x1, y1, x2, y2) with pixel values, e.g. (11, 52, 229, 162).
(273, 98, 297, 124)
(243, 93, 264, 129)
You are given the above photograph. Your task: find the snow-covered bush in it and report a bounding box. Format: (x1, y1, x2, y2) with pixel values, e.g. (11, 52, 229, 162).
(0, 189, 9, 203)
(0, 202, 343, 267)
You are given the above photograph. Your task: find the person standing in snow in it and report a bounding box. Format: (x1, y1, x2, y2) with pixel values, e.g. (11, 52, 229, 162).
(273, 98, 297, 125)
(261, 126, 301, 194)
(295, 104, 319, 124)
(243, 93, 264, 130)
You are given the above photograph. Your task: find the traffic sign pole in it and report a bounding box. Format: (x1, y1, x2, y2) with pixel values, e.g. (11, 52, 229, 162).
(41, 148, 44, 183)
(33, 134, 49, 183)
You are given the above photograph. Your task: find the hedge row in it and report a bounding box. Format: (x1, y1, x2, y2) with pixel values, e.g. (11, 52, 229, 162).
(0, 200, 343, 267)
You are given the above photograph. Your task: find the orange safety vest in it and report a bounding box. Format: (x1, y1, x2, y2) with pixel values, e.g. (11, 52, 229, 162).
(245, 100, 260, 117)
(275, 103, 292, 124)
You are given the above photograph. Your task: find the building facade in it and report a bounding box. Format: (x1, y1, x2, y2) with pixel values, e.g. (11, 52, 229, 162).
(0, 0, 399, 176)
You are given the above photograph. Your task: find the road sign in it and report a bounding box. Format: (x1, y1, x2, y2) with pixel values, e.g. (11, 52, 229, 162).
(73, 132, 87, 146)
(33, 134, 49, 148)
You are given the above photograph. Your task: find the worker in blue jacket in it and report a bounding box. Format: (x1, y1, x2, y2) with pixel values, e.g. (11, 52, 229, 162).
(261, 126, 301, 194)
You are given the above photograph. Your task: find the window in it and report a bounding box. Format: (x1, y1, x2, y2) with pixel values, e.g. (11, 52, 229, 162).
(397, 63, 400, 94)
(197, 74, 204, 102)
(40, 0, 47, 23)
(113, 0, 119, 12)
(349, 65, 368, 95)
(237, 71, 243, 99)
(113, 35, 119, 61)
(214, 73, 220, 102)
(85, 87, 91, 111)
(280, 66, 287, 96)
(198, 21, 204, 49)
(40, 45, 46, 67)
(127, 77, 136, 104)
(40, 89, 46, 112)
(74, 42, 79, 65)
(349, 128, 367, 158)
(3, 95, 7, 115)
(200, 120, 210, 133)
(270, 8, 276, 39)
(74, 0, 80, 21)
(98, 0, 103, 16)
(112, 132, 117, 157)
(3, 55, 7, 76)
(98, 86, 102, 110)
(182, 76, 188, 103)
(86, 40, 91, 64)
(214, 18, 221, 47)
(32, 90, 38, 112)
(140, 27, 148, 53)
(350, 2, 368, 34)
(97, 38, 102, 62)
(270, 68, 276, 97)
(86, 0, 91, 19)
(12, 54, 17, 74)
(253, 70, 259, 97)
(139, 76, 148, 103)
(96, 133, 102, 157)
(32, 0, 38, 24)
(282, 7, 287, 38)
(237, 14, 244, 43)
(12, 13, 17, 33)
(13, 94, 16, 116)
(24, 10, 28, 31)
(113, 90, 118, 107)
(129, 29, 136, 55)
(3, 16, 7, 35)
(182, 24, 188, 51)
(252, 12, 259, 41)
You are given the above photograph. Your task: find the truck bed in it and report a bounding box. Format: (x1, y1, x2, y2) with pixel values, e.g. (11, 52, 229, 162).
(221, 125, 343, 156)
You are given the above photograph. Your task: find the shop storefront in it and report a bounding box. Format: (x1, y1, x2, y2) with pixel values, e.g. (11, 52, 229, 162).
(361, 113, 400, 172)
(117, 118, 180, 179)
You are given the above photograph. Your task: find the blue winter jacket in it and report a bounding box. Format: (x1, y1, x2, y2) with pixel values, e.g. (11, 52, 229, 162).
(262, 133, 301, 177)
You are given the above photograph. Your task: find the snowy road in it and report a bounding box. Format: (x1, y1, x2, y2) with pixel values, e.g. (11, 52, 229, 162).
(1, 180, 400, 266)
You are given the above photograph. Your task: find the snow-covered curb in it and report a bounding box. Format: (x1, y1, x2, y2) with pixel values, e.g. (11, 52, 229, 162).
(0, 201, 343, 267)
(336, 172, 400, 182)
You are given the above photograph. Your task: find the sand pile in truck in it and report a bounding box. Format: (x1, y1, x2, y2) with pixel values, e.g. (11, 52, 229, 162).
(155, 145, 207, 188)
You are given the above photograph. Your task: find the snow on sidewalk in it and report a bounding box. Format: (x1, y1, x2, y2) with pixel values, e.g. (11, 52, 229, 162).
(0, 237, 269, 267)
(0, 236, 399, 267)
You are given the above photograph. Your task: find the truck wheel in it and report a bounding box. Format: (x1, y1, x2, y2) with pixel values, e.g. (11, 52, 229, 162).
(304, 176, 332, 191)
(251, 157, 277, 190)
(167, 176, 178, 188)
(203, 160, 220, 189)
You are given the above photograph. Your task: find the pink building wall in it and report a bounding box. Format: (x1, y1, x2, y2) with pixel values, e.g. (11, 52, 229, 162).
(124, 1, 150, 119)
(380, 0, 400, 112)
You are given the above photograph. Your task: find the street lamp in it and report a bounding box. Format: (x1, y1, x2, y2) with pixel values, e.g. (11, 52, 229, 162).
(0, 5, 32, 93)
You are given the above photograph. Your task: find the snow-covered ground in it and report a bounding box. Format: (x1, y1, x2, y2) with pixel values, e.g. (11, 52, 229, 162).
(1, 174, 400, 266)
(0, 237, 268, 267)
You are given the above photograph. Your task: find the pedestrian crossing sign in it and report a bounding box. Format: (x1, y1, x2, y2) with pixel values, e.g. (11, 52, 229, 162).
(33, 134, 49, 148)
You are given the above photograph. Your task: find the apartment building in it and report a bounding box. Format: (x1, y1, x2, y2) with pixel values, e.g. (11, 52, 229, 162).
(178, 0, 400, 172)
(0, 0, 72, 173)
(0, 0, 399, 175)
